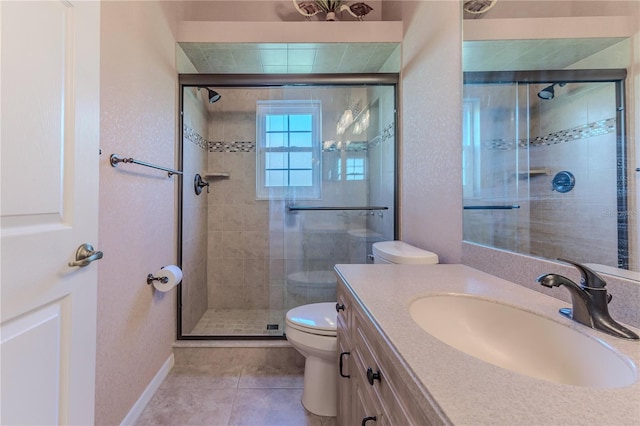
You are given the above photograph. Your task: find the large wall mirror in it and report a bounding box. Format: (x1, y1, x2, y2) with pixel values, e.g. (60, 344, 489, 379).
(462, 1, 639, 279)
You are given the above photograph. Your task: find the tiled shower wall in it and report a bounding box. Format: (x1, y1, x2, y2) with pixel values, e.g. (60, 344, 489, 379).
(528, 82, 619, 267)
(181, 87, 209, 333)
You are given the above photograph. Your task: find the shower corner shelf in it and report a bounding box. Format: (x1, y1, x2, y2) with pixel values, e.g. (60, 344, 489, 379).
(204, 172, 230, 180)
(518, 168, 550, 179)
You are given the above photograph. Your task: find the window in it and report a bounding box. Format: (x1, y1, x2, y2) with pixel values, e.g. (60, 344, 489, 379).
(462, 98, 481, 198)
(256, 100, 322, 200)
(338, 157, 366, 181)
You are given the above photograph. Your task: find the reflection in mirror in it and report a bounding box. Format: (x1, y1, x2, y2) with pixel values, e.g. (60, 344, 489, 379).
(462, 16, 637, 276)
(463, 71, 629, 269)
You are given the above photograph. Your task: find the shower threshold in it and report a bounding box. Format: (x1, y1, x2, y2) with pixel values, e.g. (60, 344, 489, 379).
(189, 308, 286, 337)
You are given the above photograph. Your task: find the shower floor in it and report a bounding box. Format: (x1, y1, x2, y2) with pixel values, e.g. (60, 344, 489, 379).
(190, 308, 286, 336)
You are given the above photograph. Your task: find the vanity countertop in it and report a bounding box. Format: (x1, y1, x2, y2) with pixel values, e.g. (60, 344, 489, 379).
(334, 263, 640, 425)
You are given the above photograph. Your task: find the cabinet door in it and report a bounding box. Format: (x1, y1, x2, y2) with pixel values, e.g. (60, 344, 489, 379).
(337, 334, 352, 426)
(354, 377, 386, 426)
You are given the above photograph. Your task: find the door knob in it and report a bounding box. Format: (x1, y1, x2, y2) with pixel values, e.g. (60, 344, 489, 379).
(68, 243, 104, 267)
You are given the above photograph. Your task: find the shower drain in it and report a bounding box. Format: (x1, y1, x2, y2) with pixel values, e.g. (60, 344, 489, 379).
(266, 324, 279, 330)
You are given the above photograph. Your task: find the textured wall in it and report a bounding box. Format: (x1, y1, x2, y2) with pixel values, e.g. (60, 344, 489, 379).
(96, 2, 180, 424)
(399, 1, 463, 263)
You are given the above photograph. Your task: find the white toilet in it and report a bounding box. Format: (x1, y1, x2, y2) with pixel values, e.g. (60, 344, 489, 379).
(372, 240, 439, 264)
(285, 302, 338, 416)
(285, 241, 438, 417)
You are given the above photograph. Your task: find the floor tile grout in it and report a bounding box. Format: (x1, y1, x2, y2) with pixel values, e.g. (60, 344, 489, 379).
(136, 363, 334, 426)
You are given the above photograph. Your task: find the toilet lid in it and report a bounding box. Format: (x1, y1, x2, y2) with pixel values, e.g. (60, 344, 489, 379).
(372, 241, 439, 264)
(286, 302, 337, 334)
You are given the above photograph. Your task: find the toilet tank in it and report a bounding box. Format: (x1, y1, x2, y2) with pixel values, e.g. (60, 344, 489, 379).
(372, 241, 439, 264)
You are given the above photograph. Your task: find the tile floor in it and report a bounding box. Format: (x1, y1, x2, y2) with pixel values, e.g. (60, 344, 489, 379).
(190, 309, 285, 336)
(135, 362, 337, 426)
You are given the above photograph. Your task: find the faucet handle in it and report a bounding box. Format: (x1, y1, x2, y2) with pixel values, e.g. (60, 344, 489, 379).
(557, 258, 607, 289)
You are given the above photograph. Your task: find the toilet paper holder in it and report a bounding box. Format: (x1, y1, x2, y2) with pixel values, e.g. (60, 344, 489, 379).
(147, 274, 169, 285)
(147, 264, 183, 292)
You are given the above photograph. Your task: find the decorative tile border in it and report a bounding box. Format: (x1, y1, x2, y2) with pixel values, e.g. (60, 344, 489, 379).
(185, 121, 396, 154)
(322, 140, 369, 152)
(209, 141, 255, 153)
(183, 125, 208, 151)
(356, 122, 395, 151)
(484, 117, 616, 150)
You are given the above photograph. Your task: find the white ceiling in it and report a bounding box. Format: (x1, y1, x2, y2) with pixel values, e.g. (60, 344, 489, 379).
(179, 37, 628, 75)
(463, 37, 627, 71)
(179, 42, 401, 74)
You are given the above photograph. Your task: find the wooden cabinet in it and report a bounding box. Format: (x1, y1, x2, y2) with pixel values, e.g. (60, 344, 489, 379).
(336, 289, 353, 426)
(337, 278, 434, 426)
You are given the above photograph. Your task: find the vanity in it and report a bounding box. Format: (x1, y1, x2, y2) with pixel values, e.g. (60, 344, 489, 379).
(335, 264, 640, 425)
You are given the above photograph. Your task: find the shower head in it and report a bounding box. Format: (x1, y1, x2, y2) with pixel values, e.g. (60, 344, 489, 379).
(537, 84, 556, 100)
(537, 82, 566, 100)
(197, 87, 221, 103)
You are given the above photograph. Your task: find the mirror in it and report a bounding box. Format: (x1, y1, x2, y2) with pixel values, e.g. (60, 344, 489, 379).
(462, 4, 638, 277)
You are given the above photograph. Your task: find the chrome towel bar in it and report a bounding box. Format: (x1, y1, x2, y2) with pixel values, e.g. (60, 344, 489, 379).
(463, 205, 521, 210)
(287, 205, 389, 212)
(110, 154, 183, 177)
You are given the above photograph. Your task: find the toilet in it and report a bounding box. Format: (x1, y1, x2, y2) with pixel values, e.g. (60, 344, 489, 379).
(285, 241, 438, 416)
(285, 302, 338, 416)
(372, 240, 439, 264)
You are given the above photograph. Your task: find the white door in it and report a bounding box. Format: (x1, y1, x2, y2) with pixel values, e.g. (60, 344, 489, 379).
(0, 1, 100, 424)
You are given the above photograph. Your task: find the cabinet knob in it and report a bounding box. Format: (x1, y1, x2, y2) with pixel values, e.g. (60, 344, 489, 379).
(339, 352, 350, 378)
(362, 416, 377, 425)
(335, 303, 345, 312)
(366, 367, 381, 385)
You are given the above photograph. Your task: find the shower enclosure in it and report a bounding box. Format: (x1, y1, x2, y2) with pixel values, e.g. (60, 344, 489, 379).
(463, 69, 633, 270)
(178, 75, 397, 338)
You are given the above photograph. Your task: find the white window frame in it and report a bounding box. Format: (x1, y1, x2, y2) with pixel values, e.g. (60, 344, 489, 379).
(256, 100, 322, 200)
(462, 97, 481, 198)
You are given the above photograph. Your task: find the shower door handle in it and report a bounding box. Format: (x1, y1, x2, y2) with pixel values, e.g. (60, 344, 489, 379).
(68, 243, 103, 268)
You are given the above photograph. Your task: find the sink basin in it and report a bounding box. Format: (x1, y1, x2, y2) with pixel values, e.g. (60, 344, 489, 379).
(409, 295, 637, 388)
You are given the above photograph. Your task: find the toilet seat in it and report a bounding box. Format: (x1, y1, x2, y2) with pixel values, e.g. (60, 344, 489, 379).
(286, 302, 337, 337)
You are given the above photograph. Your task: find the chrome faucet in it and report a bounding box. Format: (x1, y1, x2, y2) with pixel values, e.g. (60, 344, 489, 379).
(536, 259, 639, 340)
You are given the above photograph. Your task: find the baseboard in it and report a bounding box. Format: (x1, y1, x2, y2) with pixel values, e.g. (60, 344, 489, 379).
(120, 353, 175, 426)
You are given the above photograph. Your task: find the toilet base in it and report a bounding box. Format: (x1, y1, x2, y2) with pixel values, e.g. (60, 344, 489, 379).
(301, 355, 338, 417)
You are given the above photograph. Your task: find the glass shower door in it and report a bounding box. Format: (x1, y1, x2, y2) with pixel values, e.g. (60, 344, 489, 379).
(179, 79, 397, 338)
(463, 83, 530, 253)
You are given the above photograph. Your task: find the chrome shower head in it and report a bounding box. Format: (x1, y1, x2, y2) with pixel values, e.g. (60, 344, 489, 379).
(537, 82, 566, 100)
(197, 87, 222, 103)
(207, 89, 221, 103)
(537, 84, 556, 100)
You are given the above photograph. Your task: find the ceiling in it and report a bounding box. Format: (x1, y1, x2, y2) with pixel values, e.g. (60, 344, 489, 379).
(179, 37, 628, 75)
(463, 37, 627, 71)
(179, 42, 400, 74)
